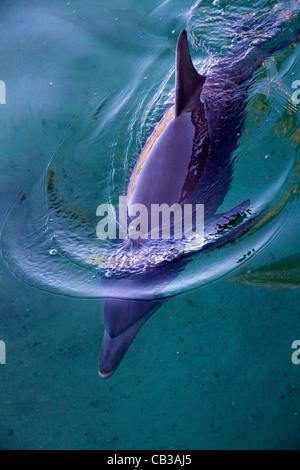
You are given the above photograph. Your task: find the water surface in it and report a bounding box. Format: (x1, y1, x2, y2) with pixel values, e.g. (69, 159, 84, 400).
(0, 0, 299, 450)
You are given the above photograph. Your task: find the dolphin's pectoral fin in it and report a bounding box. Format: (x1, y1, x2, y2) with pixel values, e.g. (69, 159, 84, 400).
(175, 30, 206, 116)
(98, 298, 162, 378)
(202, 199, 257, 252)
(208, 199, 251, 236)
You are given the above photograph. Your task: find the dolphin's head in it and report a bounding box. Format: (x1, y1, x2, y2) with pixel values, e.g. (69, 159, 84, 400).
(98, 297, 162, 378)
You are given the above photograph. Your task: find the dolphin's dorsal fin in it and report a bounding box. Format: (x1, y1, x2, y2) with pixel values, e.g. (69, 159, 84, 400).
(175, 30, 206, 116)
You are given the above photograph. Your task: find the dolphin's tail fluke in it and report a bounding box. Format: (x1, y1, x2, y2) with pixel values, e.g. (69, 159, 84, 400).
(98, 298, 162, 378)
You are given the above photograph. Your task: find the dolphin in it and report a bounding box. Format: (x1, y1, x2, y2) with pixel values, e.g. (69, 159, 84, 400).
(98, 14, 300, 378)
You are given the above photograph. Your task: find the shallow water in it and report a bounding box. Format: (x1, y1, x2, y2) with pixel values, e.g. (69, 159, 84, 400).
(0, 0, 300, 450)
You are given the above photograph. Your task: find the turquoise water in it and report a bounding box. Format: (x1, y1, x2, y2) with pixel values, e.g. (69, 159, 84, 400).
(0, 0, 299, 449)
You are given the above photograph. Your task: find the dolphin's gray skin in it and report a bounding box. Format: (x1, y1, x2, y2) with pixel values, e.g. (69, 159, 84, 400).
(99, 17, 300, 378)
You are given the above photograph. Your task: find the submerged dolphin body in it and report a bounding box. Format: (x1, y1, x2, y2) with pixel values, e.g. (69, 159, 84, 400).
(99, 18, 300, 378)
